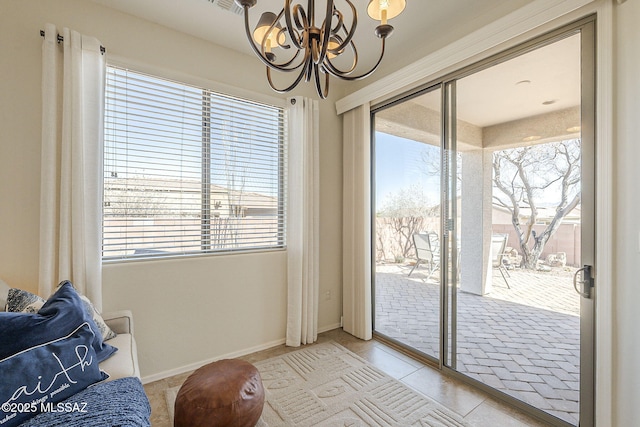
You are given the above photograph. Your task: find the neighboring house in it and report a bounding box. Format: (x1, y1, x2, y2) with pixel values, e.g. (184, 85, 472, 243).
(103, 177, 280, 256)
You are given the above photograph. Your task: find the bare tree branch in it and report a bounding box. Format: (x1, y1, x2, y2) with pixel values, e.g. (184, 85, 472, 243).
(492, 139, 581, 269)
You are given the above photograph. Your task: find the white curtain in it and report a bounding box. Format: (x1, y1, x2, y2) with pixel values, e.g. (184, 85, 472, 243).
(342, 104, 372, 340)
(286, 96, 320, 347)
(39, 23, 106, 310)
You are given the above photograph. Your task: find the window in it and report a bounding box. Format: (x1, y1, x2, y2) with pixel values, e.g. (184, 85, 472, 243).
(103, 66, 286, 259)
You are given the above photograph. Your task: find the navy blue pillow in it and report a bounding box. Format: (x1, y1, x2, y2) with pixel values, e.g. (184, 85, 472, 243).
(0, 281, 116, 363)
(0, 322, 108, 427)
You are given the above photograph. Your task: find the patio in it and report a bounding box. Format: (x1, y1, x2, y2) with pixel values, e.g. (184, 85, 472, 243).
(374, 263, 580, 425)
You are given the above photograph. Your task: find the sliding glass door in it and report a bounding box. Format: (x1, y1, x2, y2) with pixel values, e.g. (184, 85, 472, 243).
(373, 86, 443, 361)
(372, 18, 595, 427)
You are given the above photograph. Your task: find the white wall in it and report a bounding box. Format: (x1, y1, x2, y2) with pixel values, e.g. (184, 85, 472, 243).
(613, 1, 640, 424)
(3, 1, 638, 422)
(0, 0, 343, 379)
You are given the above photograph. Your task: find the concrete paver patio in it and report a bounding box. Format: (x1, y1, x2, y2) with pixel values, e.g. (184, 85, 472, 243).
(375, 263, 581, 425)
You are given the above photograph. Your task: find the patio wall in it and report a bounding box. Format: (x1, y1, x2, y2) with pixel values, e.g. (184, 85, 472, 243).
(376, 217, 581, 267)
(104, 216, 279, 257)
(375, 217, 440, 262)
(493, 223, 581, 267)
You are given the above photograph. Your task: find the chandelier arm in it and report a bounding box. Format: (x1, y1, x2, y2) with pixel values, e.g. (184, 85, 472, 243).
(266, 59, 311, 93)
(305, 49, 314, 82)
(292, 4, 307, 31)
(332, 0, 357, 53)
(325, 38, 358, 74)
(324, 38, 386, 81)
(276, 28, 291, 49)
(260, 9, 284, 57)
(288, 7, 306, 47)
(241, 6, 282, 68)
(315, 0, 334, 66)
(267, 43, 309, 71)
(331, 9, 343, 34)
(260, 14, 305, 69)
(265, 46, 307, 71)
(241, 5, 304, 71)
(310, 37, 319, 68)
(284, 0, 304, 50)
(313, 63, 330, 99)
(272, 49, 305, 69)
(274, 9, 292, 49)
(307, 0, 315, 27)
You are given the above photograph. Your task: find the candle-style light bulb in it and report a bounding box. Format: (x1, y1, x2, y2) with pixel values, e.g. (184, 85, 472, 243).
(367, 0, 406, 25)
(379, 0, 389, 25)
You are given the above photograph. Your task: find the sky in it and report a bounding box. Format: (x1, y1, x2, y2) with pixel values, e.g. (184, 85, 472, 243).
(374, 131, 581, 212)
(374, 131, 441, 210)
(104, 67, 283, 199)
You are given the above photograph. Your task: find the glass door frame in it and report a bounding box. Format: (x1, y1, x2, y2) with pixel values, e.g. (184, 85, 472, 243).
(370, 16, 596, 427)
(370, 81, 446, 370)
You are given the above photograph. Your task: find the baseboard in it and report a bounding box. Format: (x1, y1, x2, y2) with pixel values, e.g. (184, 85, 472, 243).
(141, 325, 344, 384)
(141, 337, 286, 384)
(318, 323, 341, 334)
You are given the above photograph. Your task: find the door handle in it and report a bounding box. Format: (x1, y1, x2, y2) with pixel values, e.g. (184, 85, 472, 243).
(573, 265, 593, 298)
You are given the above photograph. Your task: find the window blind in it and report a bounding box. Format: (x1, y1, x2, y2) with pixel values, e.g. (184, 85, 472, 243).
(103, 66, 286, 259)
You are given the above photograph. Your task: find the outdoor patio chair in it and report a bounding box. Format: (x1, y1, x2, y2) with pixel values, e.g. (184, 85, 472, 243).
(408, 232, 440, 281)
(491, 234, 511, 289)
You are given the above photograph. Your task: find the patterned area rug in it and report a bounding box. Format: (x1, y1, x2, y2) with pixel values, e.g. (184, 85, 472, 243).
(166, 341, 469, 426)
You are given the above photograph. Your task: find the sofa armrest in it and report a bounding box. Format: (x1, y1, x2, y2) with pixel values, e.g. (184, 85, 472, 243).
(103, 310, 134, 336)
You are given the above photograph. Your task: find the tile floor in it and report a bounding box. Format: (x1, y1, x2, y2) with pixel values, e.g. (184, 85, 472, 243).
(143, 329, 553, 427)
(375, 264, 580, 425)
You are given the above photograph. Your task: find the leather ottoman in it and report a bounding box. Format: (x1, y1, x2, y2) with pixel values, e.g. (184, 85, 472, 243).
(174, 359, 264, 427)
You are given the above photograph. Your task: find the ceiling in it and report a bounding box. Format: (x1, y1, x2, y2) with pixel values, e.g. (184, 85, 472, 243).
(89, 0, 534, 74)
(88, 0, 579, 125)
(414, 34, 581, 127)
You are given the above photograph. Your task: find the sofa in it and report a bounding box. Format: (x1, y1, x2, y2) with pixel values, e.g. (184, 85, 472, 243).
(0, 279, 151, 426)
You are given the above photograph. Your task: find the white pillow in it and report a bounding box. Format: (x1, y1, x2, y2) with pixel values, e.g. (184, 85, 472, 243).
(5, 288, 45, 313)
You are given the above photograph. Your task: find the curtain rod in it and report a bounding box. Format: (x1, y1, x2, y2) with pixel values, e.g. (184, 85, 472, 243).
(39, 30, 106, 54)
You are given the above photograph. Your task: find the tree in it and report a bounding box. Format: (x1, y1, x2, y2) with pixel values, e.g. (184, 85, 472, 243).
(104, 175, 173, 217)
(376, 183, 439, 261)
(492, 139, 581, 269)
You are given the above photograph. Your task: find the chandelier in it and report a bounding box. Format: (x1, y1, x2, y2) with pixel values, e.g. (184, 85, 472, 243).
(234, 0, 406, 99)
